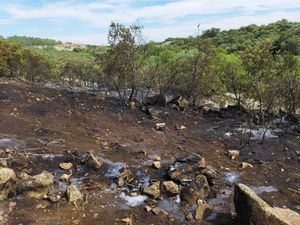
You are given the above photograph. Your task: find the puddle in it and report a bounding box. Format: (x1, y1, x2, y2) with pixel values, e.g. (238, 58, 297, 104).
(0, 138, 23, 148)
(224, 172, 240, 183)
(157, 195, 185, 221)
(236, 128, 281, 140)
(119, 192, 148, 207)
(250, 186, 278, 194)
(57, 177, 85, 192)
(205, 212, 218, 221)
(207, 126, 219, 132)
(136, 171, 150, 187)
(105, 183, 118, 193)
(208, 189, 233, 212)
(101, 158, 126, 178)
(31, 153, 64, 159)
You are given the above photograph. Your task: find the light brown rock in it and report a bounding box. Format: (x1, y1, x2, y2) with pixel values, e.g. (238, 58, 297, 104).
(59, 162, 73, 170)
(234, 183, 300, 225)
(152, 161, 161, 169)
(0, 167, 16, 201)
(155, 123, 166, 131)
(162, 181, 180, 196)
(227, 150, 240, 160)
(67, 184, 83, 203)
(195, 200, 210, 220)
(19, 171, 54, 199)
(151, 207, 169, 216)
(240, 162, 253, 169)
(143, 182, 160, 199)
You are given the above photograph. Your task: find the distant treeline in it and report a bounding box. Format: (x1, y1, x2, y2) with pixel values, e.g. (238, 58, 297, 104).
(0, 19, 299, 115)
(5, 36, 61, 46)
(165, 19, 300, 55)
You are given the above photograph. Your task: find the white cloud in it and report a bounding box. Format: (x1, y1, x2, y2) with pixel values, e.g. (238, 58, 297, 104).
(0, 0, 299, 44)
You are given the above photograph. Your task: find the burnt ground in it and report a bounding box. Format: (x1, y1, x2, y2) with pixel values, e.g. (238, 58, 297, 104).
(0, 78, 299, 225)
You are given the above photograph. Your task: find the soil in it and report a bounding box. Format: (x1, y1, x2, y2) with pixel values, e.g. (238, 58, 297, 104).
(0, 78, 299, 225)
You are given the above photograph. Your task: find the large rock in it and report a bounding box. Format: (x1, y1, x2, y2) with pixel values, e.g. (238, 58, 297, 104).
(19, 171, 54, 199)
(0, 168, 16, 201)
(180, 175, 210, 204)
(234, 183, 300, 225)
(144, 94, 166, 106)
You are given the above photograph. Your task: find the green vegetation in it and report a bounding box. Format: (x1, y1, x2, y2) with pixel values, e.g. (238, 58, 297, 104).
(165, 19, 300, 54)
(0, 19, 299, 114)
(6, 36, 60, 46)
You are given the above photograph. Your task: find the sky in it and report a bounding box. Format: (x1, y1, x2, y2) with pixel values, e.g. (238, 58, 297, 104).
(0, 0, 299, 45)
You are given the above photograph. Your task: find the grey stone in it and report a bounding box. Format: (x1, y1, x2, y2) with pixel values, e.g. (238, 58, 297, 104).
(234, 183, 300, 225)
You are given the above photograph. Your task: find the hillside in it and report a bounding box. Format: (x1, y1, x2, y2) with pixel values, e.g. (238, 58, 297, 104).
(164, 19, 300, 54)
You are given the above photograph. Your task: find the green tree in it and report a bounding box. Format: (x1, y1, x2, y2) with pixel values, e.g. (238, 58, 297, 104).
(22, 49, 52, 84)
(241, 41, 280, 114)
(102, 22, 145, 103)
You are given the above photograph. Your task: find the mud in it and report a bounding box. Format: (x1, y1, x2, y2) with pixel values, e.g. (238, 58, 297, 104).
(0, 78, 299, 225)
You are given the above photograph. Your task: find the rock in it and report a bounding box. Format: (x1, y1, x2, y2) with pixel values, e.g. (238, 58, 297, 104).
(176, 153, 203, 164)
(117, 169, 133, 187)
(129, 101, 136, 111)
(44, 193, 61, 203)
(59, 162, 73, 170)
(152, 161, 161, 169)
(167, 163, 193, 184)
(121, 217, 132, 225)
(60, 173, 72, 182)
(144, 94, 166, 106)
(19, 171, 54, 199)
(175, 124, 187, 130)
(154, 156, 161, 161)
(195, 200, 210, 220)
(168, 96, 189, 111)
(162, 181, 180, 196)
(200, 166, 217, 184)
(180, 175, 210, 205)
(67, 185, 83, 203)
(0, 158, 8, 167)
(87, 153, 103, 169)
(234, 183, 300, 225)
(198, 158, 206, 169)
(143, 181, 160, 199)
(19, 171, 30, 180)
(199, 99, 221, 112)
(0, 168, 16, 201)
(151, 207, 169, 216)
(227, 150, 240, 160)
(186, 212, 194, 221)
(145, 205, 152, 212)
(240, 162, 254, 169)
(155, 123, 166, 131)
(147, 107, 161, 120)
